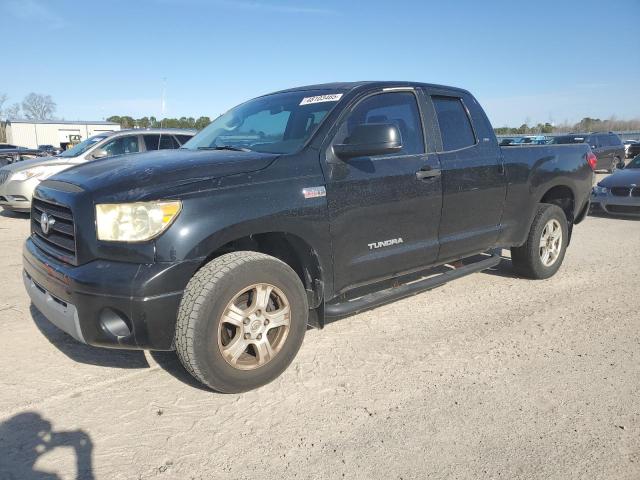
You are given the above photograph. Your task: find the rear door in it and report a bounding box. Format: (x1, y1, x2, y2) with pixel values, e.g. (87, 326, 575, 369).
(423, 89, 506, 261)
(324, 89, 442, 294)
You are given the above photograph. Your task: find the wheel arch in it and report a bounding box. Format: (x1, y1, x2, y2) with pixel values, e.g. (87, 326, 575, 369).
(196, 230, 327, 327)
(538, 184, 575, 222)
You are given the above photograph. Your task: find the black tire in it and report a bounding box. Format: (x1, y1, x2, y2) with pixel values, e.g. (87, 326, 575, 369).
(511, 204, 569, 280)
(615, 157, 625, 170)
(175, 251, 308, 393)
(608, 158, 618, 174)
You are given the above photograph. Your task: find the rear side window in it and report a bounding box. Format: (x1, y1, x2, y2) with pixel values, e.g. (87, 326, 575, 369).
(143, 134, 160, 150)
(609, 134, 621, 146)
(159, 135, 179, 150)
(432, 96, 476, 151)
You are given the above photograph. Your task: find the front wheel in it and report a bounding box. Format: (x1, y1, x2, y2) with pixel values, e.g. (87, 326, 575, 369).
(511, 204, 569, 279)
(175, 251, 308, 393)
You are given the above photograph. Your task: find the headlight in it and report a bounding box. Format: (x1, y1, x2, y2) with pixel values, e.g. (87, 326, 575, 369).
(593, 186, 609, 195)
(11, 165, 66, 181)
(96, 201, 182, 242)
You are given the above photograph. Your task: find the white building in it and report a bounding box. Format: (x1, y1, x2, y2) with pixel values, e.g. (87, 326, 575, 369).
(5, 120, 120, 149)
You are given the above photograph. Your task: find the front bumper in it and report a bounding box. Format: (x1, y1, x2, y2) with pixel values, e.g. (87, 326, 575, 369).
(0, 176, 40, 211)
(23, 237, 202, 350)
(591, 193, 640, 217)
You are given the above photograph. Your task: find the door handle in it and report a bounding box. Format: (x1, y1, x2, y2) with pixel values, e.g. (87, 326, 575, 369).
(416, 166, 441, 180)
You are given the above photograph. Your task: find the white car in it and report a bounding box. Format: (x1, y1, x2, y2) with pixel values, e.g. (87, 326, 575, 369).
(0, 128, 195, 212)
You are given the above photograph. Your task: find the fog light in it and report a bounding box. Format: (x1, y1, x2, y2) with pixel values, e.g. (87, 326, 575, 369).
(99, 308, 132, 337)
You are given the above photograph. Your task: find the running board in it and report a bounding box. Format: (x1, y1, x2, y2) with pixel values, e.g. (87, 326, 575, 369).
(324, 252, 502, 319)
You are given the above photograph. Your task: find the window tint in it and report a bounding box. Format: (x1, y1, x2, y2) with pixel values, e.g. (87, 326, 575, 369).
(432, 96, 476, 151)
(101, 136, 140, 157)
(335, 92, 424, 155)
(143, 134, 160, 150)
(609, 134, 621, 146)
(175, 134, 193, 145)
(159, 134, 179, 150)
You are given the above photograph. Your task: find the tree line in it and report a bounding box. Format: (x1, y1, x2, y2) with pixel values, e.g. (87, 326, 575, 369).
(106, 115, 212, 131)
(494, 117, 640, 136)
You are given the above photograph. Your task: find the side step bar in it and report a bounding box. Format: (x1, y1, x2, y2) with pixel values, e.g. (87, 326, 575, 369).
(324, 252, 502, 319)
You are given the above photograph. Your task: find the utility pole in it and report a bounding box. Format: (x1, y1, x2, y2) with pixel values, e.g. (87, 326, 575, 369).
(161, 77, 167, 129)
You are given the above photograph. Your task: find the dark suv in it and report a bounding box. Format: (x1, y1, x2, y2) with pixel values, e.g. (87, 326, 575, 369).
(550, 132, 625, 172)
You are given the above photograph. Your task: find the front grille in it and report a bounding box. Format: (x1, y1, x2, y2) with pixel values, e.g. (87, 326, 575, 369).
(0, 170, 10, 185)
(31, 197, 77, 264)
(611, 187, 631, 197)
(606, 205, 640, 215)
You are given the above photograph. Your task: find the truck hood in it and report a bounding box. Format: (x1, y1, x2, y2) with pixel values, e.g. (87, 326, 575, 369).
(49, 149, 279, 198)
(598, 168, 640, 187)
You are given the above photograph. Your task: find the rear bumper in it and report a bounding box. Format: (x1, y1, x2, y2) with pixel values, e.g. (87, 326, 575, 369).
(23, 237, 201, 350)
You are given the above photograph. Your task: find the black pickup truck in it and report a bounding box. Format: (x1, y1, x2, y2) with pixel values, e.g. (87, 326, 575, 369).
(23, 81, 594, 392)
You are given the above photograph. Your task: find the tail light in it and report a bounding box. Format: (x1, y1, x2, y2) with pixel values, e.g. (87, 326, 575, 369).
(586, 151, 597, 171)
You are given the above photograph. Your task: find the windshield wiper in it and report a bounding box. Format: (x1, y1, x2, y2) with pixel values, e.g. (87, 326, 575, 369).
(197, 145, 251, 152)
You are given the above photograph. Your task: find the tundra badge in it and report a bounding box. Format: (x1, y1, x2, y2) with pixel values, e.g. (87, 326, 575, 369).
(368, 238, 404, 250)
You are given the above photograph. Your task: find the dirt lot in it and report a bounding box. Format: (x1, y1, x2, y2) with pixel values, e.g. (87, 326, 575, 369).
(1, 177, 639, 479)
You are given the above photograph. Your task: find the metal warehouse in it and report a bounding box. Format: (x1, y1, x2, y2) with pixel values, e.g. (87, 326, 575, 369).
(5, 120, 120, 149)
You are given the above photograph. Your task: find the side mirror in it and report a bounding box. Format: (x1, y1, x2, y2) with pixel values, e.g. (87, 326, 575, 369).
(91, 148, 108, 159)
(333, 123, 402, 159)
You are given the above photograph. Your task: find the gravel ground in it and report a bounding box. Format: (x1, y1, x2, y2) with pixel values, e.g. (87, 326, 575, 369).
(1, 177, 639, 479)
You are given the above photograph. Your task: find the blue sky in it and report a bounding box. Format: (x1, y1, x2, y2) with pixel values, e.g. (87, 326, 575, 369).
(3, 0, 639, 126)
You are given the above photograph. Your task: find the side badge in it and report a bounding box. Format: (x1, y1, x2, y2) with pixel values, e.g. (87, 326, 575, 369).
(302, 186, 326, 199)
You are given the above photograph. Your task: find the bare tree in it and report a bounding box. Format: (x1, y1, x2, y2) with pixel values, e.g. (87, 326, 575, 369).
(21, 93, 56, 120)
(5, 103, 21, 120)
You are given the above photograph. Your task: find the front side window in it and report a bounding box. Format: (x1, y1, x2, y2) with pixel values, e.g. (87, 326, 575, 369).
(100, 136, 140, 157)
(175, 134, 193, 145)
(333, 92, 425, 155)
(143, 134, 160, 151)
(182, 90, 341, 154)
(432, 96, 476, 151)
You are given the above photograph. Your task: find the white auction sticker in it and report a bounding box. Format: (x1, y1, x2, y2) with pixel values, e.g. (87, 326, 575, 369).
(299, 94, 343, 106)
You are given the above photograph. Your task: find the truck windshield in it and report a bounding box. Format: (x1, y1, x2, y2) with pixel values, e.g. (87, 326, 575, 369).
(59, 135, 108, 157)
(182, 90, 343, 154)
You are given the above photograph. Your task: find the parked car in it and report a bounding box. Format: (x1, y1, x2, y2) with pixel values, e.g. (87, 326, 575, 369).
(0, 143, 20, 149)
(23, 81, 593, 393)
(38, 144, 63, 155)
(591, 155, 640, 217)
(0, 148, 48, 167)
(0, 128, 195, 212)
(550, 132, 625, 172)
(624, 140, 640, 159)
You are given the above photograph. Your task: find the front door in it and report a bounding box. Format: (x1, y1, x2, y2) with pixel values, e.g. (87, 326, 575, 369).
(324, 90, 442, 294)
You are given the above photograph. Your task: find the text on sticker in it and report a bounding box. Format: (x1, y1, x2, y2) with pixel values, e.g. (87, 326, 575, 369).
(300, 94, 343, 106)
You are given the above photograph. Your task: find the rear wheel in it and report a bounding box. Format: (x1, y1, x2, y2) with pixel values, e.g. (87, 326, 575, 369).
(175, 251, 308, 393)
(511, 204, 569, 279)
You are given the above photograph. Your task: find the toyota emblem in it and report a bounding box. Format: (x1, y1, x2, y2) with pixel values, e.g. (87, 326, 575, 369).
(40, 212, 55, 235)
